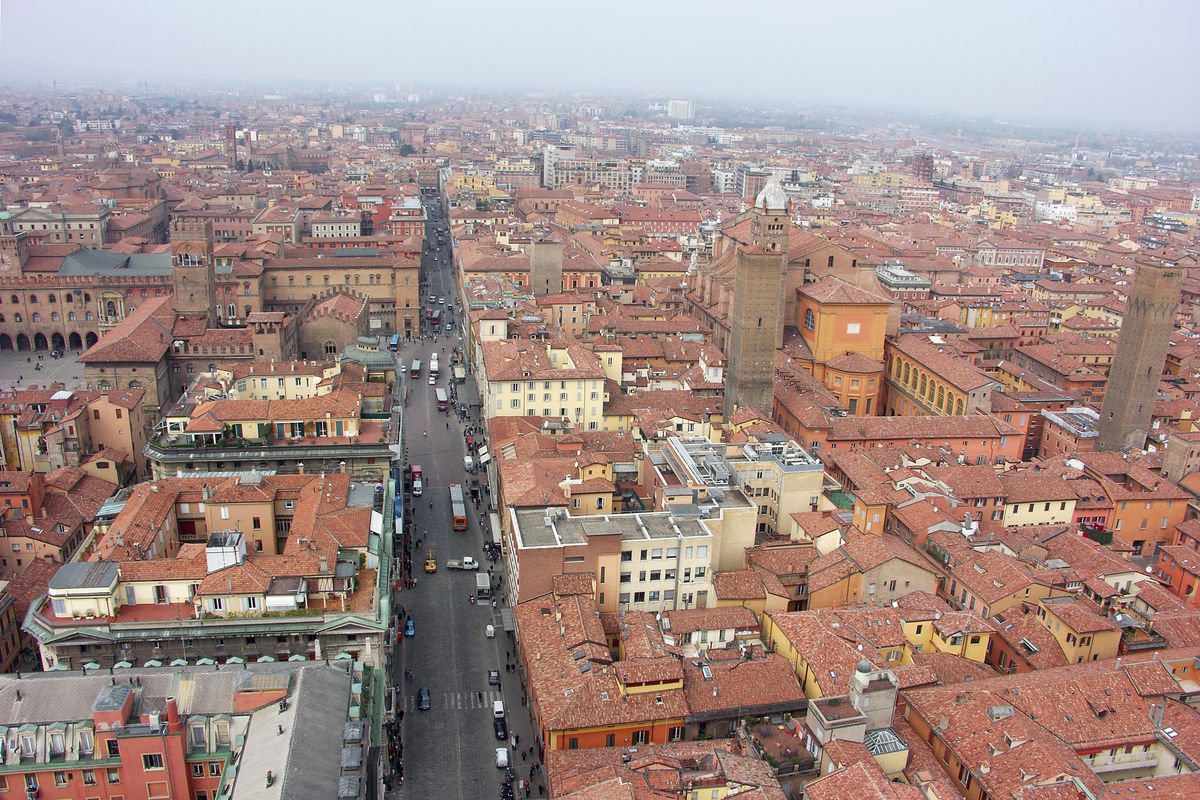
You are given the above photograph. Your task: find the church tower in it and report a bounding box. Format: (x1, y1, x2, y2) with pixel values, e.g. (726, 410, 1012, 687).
(750, 176, 790, 257)
(1097, 258, 1181, 452)
(723, 179, 789, 418)
(170, 218, 216, 326)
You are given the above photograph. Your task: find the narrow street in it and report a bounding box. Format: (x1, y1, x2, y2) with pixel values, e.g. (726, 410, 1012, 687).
(386, 198, 544, 799)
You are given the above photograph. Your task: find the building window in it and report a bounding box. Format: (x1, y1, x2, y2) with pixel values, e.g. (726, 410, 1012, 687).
(143, 753, 165, 770)
(803, 309, 815, 331)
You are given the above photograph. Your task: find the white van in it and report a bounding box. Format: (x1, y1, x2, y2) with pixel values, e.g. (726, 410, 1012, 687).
(495, 747, 509, 769)
(493, 700, 505, 719)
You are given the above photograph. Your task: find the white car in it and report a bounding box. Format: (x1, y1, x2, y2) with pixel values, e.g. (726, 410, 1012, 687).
(428, 375, 436, 385)
(495, 748, 509, 769)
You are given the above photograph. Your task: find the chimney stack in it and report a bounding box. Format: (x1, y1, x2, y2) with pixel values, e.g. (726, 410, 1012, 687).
(165, 697, 183, 733)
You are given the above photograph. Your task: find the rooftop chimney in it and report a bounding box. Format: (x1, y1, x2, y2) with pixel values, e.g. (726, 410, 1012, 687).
(165, 697, 182, 733)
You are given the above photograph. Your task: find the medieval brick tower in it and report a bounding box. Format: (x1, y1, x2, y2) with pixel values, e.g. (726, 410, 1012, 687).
(529, 237, 564, 297)
(1097, 258, 1181, 452)
(723, 179, 789, 418)
(170, 218, 217, 326)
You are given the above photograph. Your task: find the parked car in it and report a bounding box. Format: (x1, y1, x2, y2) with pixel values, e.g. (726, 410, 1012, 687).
(493, 716, 508, 740)
(404, 619, 415, 637)
(417, 688, 431, 711)
(495, 747, 509, 768)
(488, 668, 501, 686)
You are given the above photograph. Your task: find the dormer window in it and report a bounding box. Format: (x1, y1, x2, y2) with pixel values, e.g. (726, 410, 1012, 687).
(190, 724, 206, 750)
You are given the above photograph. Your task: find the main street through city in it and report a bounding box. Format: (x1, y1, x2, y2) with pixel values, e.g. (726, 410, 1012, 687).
(387, 198, 543, 799)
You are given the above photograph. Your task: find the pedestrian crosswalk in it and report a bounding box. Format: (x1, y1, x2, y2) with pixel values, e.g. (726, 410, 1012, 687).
(402, 689, 502, 712)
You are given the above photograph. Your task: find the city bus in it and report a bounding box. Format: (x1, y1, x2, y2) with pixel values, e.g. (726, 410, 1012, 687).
(429, 355, 440, 377)
(435, 388, 448, 411)
(388, 334, 400, 351)
(409, 360, 421, 379)
(449, 484, 467, 531)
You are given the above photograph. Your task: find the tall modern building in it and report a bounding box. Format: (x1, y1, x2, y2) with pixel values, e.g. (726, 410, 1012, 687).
(723, 179, 789, 418)
(1097, 258, 1181, 452)
(667, 99, 695, 120)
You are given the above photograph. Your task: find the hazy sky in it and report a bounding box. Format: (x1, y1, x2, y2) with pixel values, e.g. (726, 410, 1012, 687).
(2, 0, 1197, 131)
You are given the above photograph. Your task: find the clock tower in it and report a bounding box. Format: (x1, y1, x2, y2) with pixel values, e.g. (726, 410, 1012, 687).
(0, 211, 29, 273)
(169, 218, 216, 326)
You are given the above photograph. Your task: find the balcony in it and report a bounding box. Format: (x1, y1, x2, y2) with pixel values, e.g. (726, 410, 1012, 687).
(1121, 626, 1166, 652)
(1091, 754, 1158, 775)
(146, 421, 391, 463)
(745, 719, 815, 777)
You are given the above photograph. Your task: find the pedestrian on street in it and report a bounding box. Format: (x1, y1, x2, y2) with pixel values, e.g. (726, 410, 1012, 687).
(515, 734, 520, 745)
(477, 691, 483, 703)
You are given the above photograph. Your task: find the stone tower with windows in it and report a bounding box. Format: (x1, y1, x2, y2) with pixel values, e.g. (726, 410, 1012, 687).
(724, 178, 789, 418)
(170, 218, 216, 326)
(1097, 258, 1181, 452)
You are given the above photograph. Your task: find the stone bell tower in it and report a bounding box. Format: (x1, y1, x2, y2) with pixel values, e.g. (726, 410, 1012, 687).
(723, 178, 789, 418)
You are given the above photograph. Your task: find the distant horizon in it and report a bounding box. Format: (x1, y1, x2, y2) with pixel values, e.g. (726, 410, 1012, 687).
(2, 77, 1198, 145)
(2, 0, 1198, 134)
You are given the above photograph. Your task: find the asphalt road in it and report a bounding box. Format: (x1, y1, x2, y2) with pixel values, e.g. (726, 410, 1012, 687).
(388, 200, 543, 799)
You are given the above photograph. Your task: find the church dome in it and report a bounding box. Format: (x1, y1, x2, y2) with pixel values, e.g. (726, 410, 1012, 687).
(856, 659, 872, 674)
(754, 176, 788, 212)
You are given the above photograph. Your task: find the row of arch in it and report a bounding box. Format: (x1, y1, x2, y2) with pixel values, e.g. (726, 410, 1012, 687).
(897, 358, 966, 416)
(3, 292, 91, 305)
(0, 331, 98, 352)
